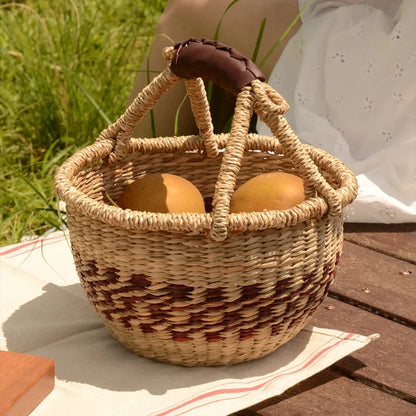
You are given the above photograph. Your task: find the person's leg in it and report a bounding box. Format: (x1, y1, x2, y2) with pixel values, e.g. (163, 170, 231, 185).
(129, 0, 300, 137)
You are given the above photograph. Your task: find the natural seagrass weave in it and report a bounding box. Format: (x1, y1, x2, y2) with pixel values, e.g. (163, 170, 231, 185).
(55, 39, 358, 366)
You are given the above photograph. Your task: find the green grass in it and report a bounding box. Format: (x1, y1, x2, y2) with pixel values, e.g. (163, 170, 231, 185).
(0, 0, 167, 245)
(0, 0, 307, 246)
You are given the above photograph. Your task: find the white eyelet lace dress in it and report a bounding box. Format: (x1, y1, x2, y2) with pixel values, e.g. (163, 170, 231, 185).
(258, 0, 416, 223)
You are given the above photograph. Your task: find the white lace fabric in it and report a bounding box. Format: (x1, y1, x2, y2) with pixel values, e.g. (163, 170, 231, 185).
(259, 0, 416, 222)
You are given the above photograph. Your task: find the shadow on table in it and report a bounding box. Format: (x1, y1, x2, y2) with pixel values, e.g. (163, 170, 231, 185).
(3, 282, 312, 394)
(235, 357, 367, 415)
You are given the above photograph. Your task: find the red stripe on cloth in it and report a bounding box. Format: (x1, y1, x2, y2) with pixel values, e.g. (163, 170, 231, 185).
(0, 234, 67, 257)
(3, 238, 68, 260)
(155, 333, 355, 416)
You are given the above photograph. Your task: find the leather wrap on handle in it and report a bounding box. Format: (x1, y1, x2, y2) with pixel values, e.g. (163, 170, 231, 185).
(170, 38, 266, 95)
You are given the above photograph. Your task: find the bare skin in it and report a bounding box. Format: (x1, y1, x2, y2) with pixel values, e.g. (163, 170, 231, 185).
(128, 0, 301, 137)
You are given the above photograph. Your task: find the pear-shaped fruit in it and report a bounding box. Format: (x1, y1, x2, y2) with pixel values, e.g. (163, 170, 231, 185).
(230, 172, 305, 213)
(117, 173, 206, 214)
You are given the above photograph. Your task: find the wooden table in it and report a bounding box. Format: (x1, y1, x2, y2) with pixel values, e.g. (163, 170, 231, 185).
(236, 223, 416, 415)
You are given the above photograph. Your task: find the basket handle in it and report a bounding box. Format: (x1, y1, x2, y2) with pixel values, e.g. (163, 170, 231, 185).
(97, 38, 342, 239)
(251, 80, 344, 217)
(169, 38, 266, 95)
(98, 38, 266, 164)
(97, 66, 180, 164)
(209, 79, 343, 241)
(167, 39, 341, 240)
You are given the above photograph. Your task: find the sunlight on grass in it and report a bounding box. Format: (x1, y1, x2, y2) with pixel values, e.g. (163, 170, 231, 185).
(0, 0, 307, 246)
(0, 0, 167, 245)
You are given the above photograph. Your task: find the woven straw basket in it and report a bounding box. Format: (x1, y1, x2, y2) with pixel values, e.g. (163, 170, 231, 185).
(55, 39, 358, 366)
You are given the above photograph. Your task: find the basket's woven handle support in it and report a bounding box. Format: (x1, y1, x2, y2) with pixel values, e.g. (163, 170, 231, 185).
(185, 77, 218, 158)
(251, 80, 343, 217)
(96, 67, 180, 164)
(210, 80, 343, 241)
(210, 86, 255, 241)
(167, 38, 266, 161)
(98, 43, 224, 163)
(164, 45, 219, 158)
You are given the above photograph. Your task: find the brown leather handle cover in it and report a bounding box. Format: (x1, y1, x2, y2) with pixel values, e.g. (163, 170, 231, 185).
(170, 38, 266, 95)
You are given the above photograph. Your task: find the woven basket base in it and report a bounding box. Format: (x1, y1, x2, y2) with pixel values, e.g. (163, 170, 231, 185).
(65, 143, 346, 366)
(103, 311, 314, 366)
(69, 214, 342, 366)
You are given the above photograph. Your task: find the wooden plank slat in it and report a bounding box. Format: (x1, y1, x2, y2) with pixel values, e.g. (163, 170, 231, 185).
(332, 241, 416, 325)
(0, 351, 54, 416)
(309, 298, 416, 402)
(343, 223, 416, 264)
(236, 222, 416, 415)
(235, 369, 416, 416)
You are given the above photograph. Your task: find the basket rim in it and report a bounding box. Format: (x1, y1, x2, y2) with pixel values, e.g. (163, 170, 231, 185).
(54, 133, 357, 235)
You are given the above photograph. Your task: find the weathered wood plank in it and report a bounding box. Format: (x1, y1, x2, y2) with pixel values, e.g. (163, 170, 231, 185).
(343, 223, 416, 264)
(332, 241, 416, 325)
(235, 369, 416, 416)
(309, 298, 416, 402)
(236, 223, 416, 415)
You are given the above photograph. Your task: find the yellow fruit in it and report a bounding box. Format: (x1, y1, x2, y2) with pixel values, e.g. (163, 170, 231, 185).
(117, 173, 206, 214)
(230, 172, 305, 213)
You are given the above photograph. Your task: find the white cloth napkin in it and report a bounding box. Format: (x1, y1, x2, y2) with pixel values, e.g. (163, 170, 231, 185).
(0, 232, 378, 416)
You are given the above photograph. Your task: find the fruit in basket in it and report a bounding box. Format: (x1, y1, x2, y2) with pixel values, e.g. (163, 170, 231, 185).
(230, 172, 305, 213)
(117, 173, 206, 214)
